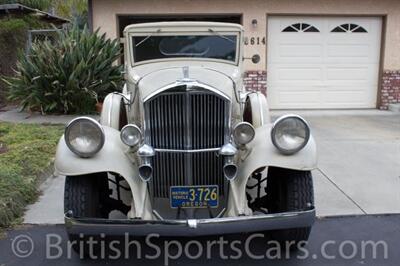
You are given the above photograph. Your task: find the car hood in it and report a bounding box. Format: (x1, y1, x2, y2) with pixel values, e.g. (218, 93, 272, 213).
(136, 66, 235, 101)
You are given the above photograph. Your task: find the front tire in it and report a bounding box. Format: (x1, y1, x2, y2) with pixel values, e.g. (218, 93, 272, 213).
(64, 173, 109, 256)
(266, 167, 314, 249)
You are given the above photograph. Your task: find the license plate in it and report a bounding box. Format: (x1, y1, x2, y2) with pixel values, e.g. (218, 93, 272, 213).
(170, 185, 219, 208)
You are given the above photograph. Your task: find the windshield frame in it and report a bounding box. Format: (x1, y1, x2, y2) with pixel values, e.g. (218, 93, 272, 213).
(128, 30, 241, 67)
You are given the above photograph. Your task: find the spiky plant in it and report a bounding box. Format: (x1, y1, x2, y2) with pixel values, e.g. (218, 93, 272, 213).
(4, 25, 123, 114)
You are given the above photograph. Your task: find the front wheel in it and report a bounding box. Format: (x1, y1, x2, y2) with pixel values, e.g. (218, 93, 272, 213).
(265, 167, 314, 249)
(64, 173, 109, 256)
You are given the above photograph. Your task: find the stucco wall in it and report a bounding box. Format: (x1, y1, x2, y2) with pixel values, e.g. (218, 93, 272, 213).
(92, 0, 400, 71)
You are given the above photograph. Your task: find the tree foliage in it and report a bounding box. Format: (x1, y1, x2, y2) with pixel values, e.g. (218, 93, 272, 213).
(52, 0, 87, 26)
(0, 0, 88, 25)
(0, 0, 52, 10)
(0, 18, 31, 106)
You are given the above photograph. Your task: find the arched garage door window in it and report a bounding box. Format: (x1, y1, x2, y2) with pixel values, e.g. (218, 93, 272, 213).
(331, 23, 368, 33)
(282, 23, 320, 32)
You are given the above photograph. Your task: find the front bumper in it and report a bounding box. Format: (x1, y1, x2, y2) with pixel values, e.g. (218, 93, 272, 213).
(65, 207, 316, 237)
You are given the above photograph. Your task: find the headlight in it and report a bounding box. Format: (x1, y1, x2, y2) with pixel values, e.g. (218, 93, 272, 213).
(233, 122, 255, 145)
(65, 117, 105, 158)
(271, 115, 310, 155)
(120, 124, 142, 147)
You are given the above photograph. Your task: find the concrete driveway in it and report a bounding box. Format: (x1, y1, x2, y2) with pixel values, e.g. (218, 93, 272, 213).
(23, 110, 400, 224)
(276, 110, 400, 216)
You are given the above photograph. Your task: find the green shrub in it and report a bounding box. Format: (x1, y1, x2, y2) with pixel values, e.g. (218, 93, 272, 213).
(4, 25, 123, 114)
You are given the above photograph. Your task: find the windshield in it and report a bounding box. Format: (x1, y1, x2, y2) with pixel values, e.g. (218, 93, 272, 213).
(131, 34, 237, 63)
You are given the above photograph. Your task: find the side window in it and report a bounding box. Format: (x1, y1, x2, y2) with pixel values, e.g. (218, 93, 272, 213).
(331, 23, 368, 33)
(282, 23, 320, 33)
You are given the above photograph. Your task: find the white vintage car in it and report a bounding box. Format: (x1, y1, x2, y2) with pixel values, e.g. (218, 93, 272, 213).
(55, 22, 317, 247)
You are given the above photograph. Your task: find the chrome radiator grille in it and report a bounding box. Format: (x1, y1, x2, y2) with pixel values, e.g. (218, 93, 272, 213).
(144, 88, 229, 198)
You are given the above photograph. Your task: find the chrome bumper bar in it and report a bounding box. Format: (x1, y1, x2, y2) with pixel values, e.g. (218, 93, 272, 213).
(65, 208, 316, 237)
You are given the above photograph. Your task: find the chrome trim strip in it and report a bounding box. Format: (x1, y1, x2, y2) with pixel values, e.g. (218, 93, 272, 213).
(155, 148, 221, 153)
(143, 81, 231, 103)
(152, 210, 164, 221)
(258, 93, 265, 125)
(108, 94, 113, 126)
(184, 84, 194, 218)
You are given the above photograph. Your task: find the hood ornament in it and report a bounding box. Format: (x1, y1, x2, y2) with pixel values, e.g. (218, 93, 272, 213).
(183, 66, 189, 79)
(177, 66, 195, 83)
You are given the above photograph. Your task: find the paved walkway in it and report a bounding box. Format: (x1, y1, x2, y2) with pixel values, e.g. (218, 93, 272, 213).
(6, 109, 398, 223)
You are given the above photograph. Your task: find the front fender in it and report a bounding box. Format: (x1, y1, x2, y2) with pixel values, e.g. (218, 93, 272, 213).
(54, 126, 152, 220)
(242, 124, 317, 177)
(227, 123, 317, 216)
(99, 93, 125, 130)
(246, 92, 271, 127)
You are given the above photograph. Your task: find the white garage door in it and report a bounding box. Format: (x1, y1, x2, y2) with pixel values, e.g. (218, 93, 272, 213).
(267, 16, 382, 109)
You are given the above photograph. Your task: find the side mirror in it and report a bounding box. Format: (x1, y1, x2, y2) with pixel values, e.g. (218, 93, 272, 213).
(251, 54, 261, 64)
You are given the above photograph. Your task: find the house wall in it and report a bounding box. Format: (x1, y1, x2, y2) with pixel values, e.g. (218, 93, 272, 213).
(91, 0, 400, 108)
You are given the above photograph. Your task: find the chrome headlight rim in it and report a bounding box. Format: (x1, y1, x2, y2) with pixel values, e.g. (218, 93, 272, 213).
(120, 124, 142, 147)
(271, 114, 310, 155)
(233, 122, 256, 145)
(64, 116, 105, 158)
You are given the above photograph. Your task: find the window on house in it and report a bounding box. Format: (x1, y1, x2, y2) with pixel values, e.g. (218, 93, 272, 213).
(331, 23, 367, 33)
(282, 23, 320, 33)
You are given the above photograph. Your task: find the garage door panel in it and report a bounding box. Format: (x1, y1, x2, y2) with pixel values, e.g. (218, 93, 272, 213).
(278, 67, 322, 81)
(326, 67, 369, 81)
(327, 44, 370, 58)
(279, 44, 322, 58)
(324, 85, 370, 92)
(325, 65, 379, 85)
(324, 90, 370, 104)
(267, 16, 381, 109)
(270, 56, 324, 64)
(276, 90, 322, 104)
